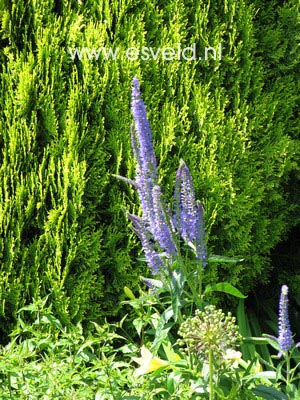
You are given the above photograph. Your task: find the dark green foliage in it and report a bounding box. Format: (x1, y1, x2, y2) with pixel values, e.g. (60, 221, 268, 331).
(0, 0, 299, 339)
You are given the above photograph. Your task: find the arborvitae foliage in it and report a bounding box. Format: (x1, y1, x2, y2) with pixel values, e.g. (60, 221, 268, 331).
(0, 0, 299, 339)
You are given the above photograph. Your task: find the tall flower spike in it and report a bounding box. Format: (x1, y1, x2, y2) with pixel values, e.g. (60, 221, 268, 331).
(174, 160, 207, 264)
(278, 285, 293, 354)
(130, 77, 177, 262)
(130, 78, 158, 227)
(152, 185, 177, 256)
(127, 213, 163, 274)
(131, 77, 157, 180)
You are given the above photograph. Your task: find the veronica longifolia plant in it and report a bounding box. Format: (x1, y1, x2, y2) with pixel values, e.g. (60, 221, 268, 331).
(114, 77, 247, 314)
(174, 159, 207, 265)
(115, 77, 207, 278)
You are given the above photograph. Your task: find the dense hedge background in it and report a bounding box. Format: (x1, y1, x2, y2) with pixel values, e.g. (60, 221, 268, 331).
(0, 0, 299, 341)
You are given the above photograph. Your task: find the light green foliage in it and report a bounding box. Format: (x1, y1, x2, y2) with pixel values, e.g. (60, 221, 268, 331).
(0, 0, 299, 339)
(0, 296, 289, 400)
(0, 296, 132, 399)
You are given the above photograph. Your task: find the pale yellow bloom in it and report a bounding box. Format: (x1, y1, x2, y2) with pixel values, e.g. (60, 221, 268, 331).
(251, 359, 263, 374)
(223, 349, 242, 368)
(132, 346, 169, 377)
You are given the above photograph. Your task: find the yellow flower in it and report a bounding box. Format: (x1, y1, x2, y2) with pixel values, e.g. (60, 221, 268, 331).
(132, 346, 169, 377)
(251, 359, 263, 374)
(223, 349, 242, 368)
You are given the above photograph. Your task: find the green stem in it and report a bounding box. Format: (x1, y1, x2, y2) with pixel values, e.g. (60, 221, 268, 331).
(180, 256, 202, 309)
(209, 348, 214, 400)
(286, 353, 291, 385)
(105, 361, 117, 400)
(196, 260, 203, 308)
(7, 373, 12, 399)
(176, 306, 184, 324)
(190, 277, 202, 308)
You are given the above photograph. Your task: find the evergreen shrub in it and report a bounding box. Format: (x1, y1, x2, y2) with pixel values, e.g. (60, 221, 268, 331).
(0, 0, 299, 339)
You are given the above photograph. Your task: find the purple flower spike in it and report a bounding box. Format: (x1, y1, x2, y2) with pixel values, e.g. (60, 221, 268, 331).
(130, 78, 158, 228)
(278, 285, 293, 353)
(152, 185, 177, 256)
(130, 77, 177, 263)
(174, 160, 207, 264)
(115, 78, 208, 275)
(127, 213, 163, 274)
(131, 77, 157, 180)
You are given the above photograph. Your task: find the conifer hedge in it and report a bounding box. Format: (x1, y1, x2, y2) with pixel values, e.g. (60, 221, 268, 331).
(0, 0, 299, 340)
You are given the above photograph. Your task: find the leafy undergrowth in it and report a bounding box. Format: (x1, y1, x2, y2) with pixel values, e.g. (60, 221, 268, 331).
(0, 303, 130, 399)
(1, 293, 299, 400)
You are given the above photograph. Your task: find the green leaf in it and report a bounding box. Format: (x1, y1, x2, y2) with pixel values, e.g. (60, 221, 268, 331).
(237, 300, 256, 360)
(39, 314, 63, 330)
(140, 276, 164, 288)
(124, 286, 136, 300)
(208, 255, 244, 263)
(77, 348, 97, 362)
(18, 303, 40, 313)
(162, 340, 181, 362)
(152, 324, 174, 353)
(204, 282, 247, 298)
(252, 385, 288, 400)
(151, 307, 174, 352)
(262, 334, 280, 351)
(243, 371, 277, 381)
(170, 270, 185, 322)
(243, 337, 272, 345)
(132, 317, 144, 337)
(122, 397, 140, 400)
(247, 310, 273, 364)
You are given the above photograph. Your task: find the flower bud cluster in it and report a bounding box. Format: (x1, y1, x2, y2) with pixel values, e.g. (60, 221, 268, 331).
(177, 305, 242, 361)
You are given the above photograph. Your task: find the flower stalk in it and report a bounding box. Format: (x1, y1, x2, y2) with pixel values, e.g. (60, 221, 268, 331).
(209, 348, 214, 400)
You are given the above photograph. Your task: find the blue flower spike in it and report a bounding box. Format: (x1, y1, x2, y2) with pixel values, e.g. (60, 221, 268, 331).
(113, 77, 207, 277)
(278, 285, 293, 356)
